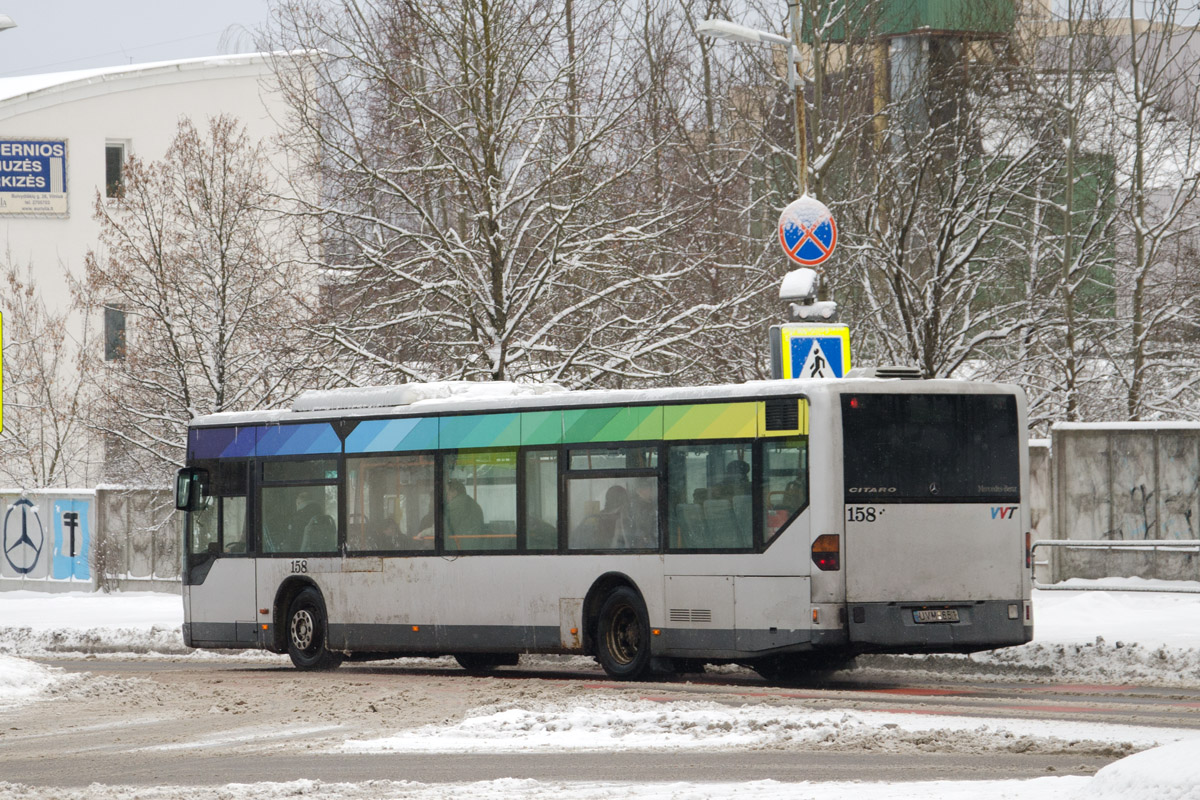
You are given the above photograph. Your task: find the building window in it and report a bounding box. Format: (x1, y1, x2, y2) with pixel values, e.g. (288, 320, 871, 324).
(105, 142, 125, 198)
(104, 306, 125, 360)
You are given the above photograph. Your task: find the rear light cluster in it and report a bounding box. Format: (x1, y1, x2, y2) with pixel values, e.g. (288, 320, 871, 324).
(811, 534, 840, 571)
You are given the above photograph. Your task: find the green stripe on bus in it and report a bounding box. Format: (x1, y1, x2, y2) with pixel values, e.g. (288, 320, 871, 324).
(664, 402, 758, 440)
(563, 406, 663, 443)
(521, 410, 563, 445)
(439, 413, 520, 449)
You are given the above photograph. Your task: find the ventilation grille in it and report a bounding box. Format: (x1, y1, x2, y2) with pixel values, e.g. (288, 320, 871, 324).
(669, 609, 713, 623)
(764, 398, 799, 432)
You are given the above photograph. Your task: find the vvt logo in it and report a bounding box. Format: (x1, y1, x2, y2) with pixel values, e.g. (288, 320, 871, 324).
(990, 506, 1019, 520)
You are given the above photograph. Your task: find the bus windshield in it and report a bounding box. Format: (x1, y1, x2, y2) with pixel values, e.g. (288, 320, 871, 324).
(841, 393, 1019, 503)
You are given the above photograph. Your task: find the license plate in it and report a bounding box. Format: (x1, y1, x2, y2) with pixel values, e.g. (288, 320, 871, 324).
(914, 609, 959, 623)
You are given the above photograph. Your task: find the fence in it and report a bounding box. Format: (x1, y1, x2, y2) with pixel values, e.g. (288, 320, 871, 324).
(1047, 423, 1200, 587)
(0, 487, 179, 593)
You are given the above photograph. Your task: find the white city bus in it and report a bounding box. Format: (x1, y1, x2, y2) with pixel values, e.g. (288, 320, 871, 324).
(176, 374, 1033, 681)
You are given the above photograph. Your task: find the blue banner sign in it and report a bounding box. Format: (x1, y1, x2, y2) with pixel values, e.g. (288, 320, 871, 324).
(0, 139, 68, 217)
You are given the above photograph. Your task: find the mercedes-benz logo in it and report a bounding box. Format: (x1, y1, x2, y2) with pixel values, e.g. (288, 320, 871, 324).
(4, 498, 44, 575)
(929, 482, 940, 495)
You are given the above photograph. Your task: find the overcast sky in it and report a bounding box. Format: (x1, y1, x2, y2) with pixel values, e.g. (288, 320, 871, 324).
(0, 1, 274, 78)
(0, 1, 1195, 81)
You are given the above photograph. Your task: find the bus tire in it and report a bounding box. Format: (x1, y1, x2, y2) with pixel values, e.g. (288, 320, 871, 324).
(286, 587, 344, 670)
(455, 653, 519, 674)
(596, 586, 651, 680)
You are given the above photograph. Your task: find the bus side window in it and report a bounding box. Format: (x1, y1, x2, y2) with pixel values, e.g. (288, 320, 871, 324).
(666, 442, 753, 551)
(346, 455, 435, 553)
(763, 438, 809, 543)
(188, 497, 219, 556)
(524, 450, 558, 551)
(443, 450, 518, 552)
(222, 496, 248, 553)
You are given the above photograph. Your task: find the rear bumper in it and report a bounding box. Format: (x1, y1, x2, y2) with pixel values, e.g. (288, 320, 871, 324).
(847, 599, 1032, 654)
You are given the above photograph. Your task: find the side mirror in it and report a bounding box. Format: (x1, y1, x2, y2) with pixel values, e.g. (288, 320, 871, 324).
(175, 468, 209, 511)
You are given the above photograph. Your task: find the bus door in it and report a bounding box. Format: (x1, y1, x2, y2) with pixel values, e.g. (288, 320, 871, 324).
(184, 464, 258, 646)
(839, 392, 1025, 646)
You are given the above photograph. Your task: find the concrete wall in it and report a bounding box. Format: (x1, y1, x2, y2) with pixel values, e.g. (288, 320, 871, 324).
(1050, 423, 1200, 583)
(1029, 439, 1053, 584)
(0, 488, 178, 592)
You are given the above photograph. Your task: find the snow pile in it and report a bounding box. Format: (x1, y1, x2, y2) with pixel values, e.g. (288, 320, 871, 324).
(1088, 739, 1200, 800)
(0, 654, 53, 710)
(0, 590, 188, 657)
(856, 584, 1200, 687)
(292, 381, 566, 413)
(342, 695, 1183, 756)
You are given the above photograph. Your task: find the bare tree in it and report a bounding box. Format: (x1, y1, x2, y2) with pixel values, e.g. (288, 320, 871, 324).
(1107, 0, 1200, 419)
(992, 0, 1123, 428)
(269, 0, 769, 389)
(83, 115, 314, 483)
(0, 256, 92, 487)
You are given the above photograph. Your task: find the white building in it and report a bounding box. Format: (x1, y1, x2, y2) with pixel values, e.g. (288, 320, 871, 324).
(0, 53, 295, 486)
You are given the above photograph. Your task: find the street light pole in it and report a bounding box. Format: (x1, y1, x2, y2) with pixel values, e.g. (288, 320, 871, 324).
(695, 13, 808, 198)
(786, 2, 808, 198)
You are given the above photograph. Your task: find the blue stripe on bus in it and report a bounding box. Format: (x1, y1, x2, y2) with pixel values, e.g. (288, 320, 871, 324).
(345, 417, 439, 453)
(256, 423, 342, 456)
(190, 426, 258, 459)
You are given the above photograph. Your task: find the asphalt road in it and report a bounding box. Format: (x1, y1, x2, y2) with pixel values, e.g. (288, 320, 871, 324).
(4, 658, 1198, 788)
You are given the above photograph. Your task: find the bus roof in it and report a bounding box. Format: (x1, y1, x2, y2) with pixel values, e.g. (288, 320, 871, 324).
(189, 377, 1022, 429)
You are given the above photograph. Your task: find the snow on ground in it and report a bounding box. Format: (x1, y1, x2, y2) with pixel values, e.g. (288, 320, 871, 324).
(3, 584, 1200, 798)
(341, 694, 1188, 755)
(0, 654, 53, 710)
(0, 762, 1196, 800)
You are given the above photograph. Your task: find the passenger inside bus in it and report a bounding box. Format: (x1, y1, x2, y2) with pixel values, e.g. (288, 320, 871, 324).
(619, 480, 658, 549)
(716, 459, 751, 498)
(295, 491, 336, 552)
(443, 478, 484, 536)
(573, 484, 628, 549)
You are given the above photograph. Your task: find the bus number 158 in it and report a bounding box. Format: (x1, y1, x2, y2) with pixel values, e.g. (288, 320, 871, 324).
(846, 506, 880, 523)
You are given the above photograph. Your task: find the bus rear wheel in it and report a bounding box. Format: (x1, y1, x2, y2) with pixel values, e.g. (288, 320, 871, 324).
(286, 587, 344, 670)
(596, 587, 651, 680)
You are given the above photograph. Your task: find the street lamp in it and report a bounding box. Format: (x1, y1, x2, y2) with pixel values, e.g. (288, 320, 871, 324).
(696, 13, 808, 197)
(0, 15, 16, 33)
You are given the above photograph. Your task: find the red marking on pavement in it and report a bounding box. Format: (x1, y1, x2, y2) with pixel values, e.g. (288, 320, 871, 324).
(870, 707, 970, 716)
(1008, 705, 1129, 714)
(1026, 684, 1141, 693)
(865, 688, 967, 697)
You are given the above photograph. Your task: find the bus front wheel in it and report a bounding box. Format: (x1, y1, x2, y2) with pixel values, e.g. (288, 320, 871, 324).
(596, 587, 651, 680)
(286, 587, 344, 670)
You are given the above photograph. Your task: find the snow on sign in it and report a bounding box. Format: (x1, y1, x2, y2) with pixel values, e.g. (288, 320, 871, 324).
(778, 324, 851, 379)
(778, 196, 837, 267)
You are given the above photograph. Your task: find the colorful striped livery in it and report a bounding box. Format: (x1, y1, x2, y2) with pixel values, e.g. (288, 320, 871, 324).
(188, 399, 809, 459)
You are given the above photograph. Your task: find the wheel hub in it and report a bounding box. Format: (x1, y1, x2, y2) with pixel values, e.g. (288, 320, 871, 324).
(606, 605, 640, 665)
(290, 608, 315, 651)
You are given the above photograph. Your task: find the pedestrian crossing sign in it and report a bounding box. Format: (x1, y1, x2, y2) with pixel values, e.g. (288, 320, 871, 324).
(772, 324, 851, 379)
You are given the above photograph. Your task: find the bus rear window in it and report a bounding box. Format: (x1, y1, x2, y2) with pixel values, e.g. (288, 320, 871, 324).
(841, 393, 1019, 503)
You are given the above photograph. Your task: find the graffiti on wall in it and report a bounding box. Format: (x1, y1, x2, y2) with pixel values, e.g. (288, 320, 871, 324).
(3, 498, 44, 575)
